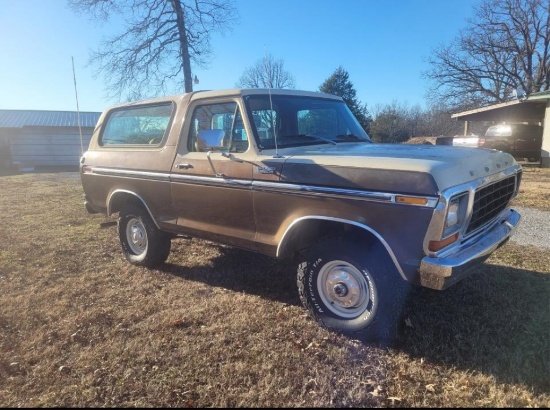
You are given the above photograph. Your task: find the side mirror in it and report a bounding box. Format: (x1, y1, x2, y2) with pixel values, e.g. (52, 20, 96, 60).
(197, 129, 225, 151)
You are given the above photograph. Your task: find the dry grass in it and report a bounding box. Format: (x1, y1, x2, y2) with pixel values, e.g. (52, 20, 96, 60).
(511, 163, 550, 211)
(0, 169, 549, 407)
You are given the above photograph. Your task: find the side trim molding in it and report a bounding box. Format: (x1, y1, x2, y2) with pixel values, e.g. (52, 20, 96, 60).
(90, 166, 438, 207)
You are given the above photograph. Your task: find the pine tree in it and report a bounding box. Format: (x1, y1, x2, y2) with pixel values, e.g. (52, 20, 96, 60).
(319, 66, 371, 132)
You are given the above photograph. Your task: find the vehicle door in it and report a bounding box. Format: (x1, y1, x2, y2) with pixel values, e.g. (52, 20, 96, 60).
(170, 99, 257, 249)
(513, 125, 542, 157)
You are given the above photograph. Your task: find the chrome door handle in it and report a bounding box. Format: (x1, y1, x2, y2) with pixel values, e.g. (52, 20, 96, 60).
(176, 163, 193, 170)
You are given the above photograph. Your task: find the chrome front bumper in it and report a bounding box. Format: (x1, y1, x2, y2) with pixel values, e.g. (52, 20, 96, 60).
(419, 208, 521, 290)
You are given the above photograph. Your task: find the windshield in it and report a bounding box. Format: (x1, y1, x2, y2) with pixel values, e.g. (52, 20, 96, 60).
(485, 125, 512, 137)
(244, 95, 371, 150)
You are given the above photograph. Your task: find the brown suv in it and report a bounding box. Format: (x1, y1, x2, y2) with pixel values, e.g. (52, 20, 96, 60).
(80, 88, 522, 343)
(482, 123, 543, 162)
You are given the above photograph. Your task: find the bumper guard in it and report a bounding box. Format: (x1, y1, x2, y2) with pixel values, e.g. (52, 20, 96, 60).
(419, 208, 521, 290)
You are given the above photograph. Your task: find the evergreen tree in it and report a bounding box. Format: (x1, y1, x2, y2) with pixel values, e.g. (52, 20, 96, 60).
(319, 66, 371, 132)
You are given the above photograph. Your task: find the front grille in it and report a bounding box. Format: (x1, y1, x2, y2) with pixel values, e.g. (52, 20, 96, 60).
(466, 175, 517, 234)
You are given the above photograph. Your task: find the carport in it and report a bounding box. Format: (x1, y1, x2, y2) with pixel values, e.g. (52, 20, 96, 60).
(451, 90, 550, 168)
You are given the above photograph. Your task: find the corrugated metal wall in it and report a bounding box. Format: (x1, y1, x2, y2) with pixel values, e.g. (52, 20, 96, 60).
(10, 126, 94, 166)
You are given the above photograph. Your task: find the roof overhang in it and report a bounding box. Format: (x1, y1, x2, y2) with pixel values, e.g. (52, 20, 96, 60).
(451, 91, 550, 123)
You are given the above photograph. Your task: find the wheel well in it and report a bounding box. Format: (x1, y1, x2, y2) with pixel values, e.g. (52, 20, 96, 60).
(109, 192, 142, 215)
(279, 217, 406, 282)
(108, 191, 160, 228)
(278, 218, 382, 259)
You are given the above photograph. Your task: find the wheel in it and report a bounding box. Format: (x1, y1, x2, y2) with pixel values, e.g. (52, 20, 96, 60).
(527, 157, 540, 163)
(118, 203, 171, 268)
(297, 236, 408, 344)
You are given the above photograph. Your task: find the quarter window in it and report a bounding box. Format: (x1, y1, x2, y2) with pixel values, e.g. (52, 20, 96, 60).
(100, 103, 174, 146)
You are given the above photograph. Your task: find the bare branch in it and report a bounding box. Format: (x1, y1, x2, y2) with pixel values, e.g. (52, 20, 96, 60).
(68, 0, 238, 100)
(235, 54, 296, 89)
(423, 0, 549, 107)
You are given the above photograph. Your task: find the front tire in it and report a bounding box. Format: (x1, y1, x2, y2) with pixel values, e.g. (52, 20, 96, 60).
(297, 236, 407, 344)
(118, 204, 171, 268)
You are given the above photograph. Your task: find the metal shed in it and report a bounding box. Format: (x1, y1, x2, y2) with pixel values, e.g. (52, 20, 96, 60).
(0, 110, 101, 170)
(451, 90, 550, 168)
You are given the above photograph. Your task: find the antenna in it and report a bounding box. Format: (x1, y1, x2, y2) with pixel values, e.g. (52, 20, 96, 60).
(72, 56, 84, 156)
(264, 47, 282, 158)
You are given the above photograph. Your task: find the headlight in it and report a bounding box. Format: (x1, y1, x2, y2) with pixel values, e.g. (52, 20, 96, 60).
(446, 201, 459, 228)
(429, 193, 468, 252)
(444, 194, 467, 237)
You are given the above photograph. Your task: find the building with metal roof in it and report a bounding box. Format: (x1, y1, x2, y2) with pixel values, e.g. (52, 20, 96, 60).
(0, 110, 101, 128)
(0, 109, 101, 170)
(452, 90, 550, 168)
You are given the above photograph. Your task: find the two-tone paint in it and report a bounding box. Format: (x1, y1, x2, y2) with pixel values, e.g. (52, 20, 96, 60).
(81, 89, 521, 290)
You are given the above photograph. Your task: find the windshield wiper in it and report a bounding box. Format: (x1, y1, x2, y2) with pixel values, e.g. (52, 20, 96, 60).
(334, 134, 371, 143)
(288, 134, 337, 145)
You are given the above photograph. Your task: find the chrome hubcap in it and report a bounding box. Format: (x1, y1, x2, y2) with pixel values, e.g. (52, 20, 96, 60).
(126, 217, 147, 255)
(318, 260, 370, 318)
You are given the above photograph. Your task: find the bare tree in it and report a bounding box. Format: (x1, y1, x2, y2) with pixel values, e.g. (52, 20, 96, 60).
(68, 0, 238, 100)
(419, 105, 474, 137)
(369, 101, 410, 143)
(423, 0, 549, 107)
(235, 54, 296, 89)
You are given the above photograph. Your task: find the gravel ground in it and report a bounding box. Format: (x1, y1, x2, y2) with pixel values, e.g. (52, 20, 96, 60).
(510, 206, 550, 249)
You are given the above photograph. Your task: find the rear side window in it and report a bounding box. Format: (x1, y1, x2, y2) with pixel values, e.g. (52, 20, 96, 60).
(100, 103, 174, 146)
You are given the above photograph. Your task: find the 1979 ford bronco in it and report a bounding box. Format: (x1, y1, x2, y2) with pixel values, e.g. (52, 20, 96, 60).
(80, 88, 522, 342)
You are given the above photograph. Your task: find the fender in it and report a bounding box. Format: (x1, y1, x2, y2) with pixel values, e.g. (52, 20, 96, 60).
(107, 189, 161, 229)
(276, 215, 407, 281)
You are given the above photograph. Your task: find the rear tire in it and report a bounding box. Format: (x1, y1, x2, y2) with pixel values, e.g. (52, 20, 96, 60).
(118, 203, 171, 268)
(297, 236, 408, 344)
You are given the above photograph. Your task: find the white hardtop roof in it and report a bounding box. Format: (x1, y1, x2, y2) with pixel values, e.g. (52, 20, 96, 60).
(189, 88, 342, 101)
(107, 88, 343, 110)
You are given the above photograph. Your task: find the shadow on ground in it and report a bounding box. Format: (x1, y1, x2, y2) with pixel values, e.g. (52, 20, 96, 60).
(397, 263, 549, 394)
(162, 240, 301, 307)
(160, 240, 549, 394)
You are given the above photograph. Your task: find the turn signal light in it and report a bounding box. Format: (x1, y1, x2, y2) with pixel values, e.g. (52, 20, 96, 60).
(428, 232, 459, 252)
(395, 196, 428, 206)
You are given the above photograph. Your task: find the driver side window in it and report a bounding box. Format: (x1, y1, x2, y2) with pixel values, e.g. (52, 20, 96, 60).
(187, 102, 249, 153)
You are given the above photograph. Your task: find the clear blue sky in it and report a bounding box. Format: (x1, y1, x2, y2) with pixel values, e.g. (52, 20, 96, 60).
(0, 0, 479, 113)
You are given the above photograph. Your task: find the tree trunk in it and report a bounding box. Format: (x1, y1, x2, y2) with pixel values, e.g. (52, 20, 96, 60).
(171, 0, 193, 93)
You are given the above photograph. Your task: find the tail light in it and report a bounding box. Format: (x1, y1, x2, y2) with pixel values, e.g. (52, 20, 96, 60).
(478, 138, 485, 147)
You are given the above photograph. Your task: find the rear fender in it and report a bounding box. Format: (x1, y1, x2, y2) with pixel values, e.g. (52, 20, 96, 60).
(107, 189, 160, 229)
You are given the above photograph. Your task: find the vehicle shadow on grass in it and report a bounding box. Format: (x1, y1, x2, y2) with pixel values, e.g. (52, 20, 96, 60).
(396, 263, 550, 394)
(160, 243, 549, 394)
(161, 241, 302, 307)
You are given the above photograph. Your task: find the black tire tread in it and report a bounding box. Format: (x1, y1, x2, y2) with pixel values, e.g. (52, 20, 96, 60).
(297, 235, 409, 344)
(118, 203, 171, 268)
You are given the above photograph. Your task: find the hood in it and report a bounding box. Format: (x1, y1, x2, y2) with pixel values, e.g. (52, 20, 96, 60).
(275, 143, 518, 195)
